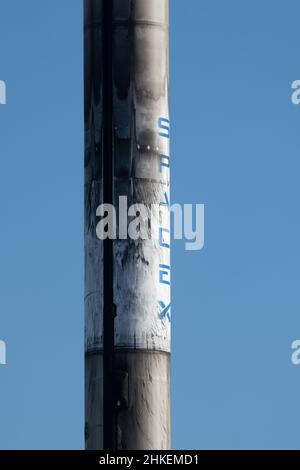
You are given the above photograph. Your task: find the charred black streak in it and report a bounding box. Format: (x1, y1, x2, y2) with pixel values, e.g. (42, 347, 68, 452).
(102, 0, 115, 451)
(117, 242, 150, 269)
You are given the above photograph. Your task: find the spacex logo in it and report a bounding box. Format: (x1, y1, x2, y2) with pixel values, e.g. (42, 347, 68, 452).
(0, 80, 6, 105)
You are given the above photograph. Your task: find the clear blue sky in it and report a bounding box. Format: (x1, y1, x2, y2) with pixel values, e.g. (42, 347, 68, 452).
(1, 0, 300, 450)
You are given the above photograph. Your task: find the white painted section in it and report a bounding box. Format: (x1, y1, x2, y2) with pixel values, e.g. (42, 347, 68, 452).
(113, 0, 170, 352)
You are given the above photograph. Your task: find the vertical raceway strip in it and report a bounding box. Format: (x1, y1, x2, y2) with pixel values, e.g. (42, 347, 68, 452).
(102, 0, 115, 450)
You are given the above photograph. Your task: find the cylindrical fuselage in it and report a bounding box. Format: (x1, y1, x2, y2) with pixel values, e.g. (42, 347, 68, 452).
(84, 0, 170, 450)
